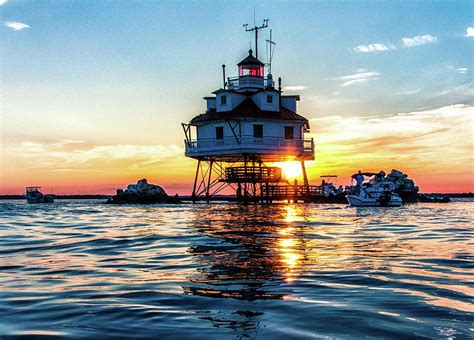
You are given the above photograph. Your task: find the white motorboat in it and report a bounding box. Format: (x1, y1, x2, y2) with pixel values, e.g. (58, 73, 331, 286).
(25, 187, 54, 203)
(347, 181, 402, 207)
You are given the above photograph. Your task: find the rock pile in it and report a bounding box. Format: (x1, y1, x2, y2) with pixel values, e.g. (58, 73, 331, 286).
(369, 169, 449, 203)
(385, 169, 419, 203)
(106, 178, 180, 204)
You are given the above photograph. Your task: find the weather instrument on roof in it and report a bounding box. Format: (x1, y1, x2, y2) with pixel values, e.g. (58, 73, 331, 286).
(182, 21, 315, 203)
(243, 18, 269, 59)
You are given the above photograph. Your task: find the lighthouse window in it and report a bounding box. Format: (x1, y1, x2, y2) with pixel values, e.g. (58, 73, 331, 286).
(266, 95, 273, 104)
(215, 126, 224, 140)
(285, 126, 294, 139)
(220, 95, 227, 105)
(253, 124, 263, 138)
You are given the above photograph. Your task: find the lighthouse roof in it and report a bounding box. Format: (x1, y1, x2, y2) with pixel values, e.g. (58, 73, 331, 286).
(237, 49, 265, 66)
(190, 98, 309, 127)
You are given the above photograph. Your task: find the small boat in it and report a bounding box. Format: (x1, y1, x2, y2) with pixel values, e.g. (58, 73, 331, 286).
(347, 181, 402, 207)
(25, 186, 55, 203)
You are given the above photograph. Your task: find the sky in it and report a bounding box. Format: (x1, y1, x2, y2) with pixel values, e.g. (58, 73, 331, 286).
(1, 0, 473, 194)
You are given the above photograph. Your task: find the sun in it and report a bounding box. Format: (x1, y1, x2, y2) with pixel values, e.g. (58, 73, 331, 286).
(278, 161, 303, 180)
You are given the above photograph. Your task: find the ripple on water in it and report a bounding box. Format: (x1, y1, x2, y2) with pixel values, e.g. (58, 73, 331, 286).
(0, 199, 473, 338)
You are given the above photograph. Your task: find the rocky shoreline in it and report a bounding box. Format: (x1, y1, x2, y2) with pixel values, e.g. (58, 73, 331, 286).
(106, 179, 180, 204)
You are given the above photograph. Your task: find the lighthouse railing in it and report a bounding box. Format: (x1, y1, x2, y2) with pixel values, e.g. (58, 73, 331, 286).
(185, 136, 314, 156)
(227, 75, 273, 90)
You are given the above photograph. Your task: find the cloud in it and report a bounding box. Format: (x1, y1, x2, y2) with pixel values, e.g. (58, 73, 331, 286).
(306, 104, 474, 191)
(355, 34, 438, 52)
(4, 21, 30, 31)
(457, 68, 468, 74)
(1, 140, 196, 194)
(466, 27, 474, 37)
(334, 70, 381, 87)
(283, 86, 307, 91)
(16, 142, 183, 171)
(50, 139, 86, 147)
(436, 83, 474, 97)
(396, 88, 421, 95)
(0, 0, 7, 6)
(309, 94, 361, 110)
(353, 43, 396, 53)
(402, 34, 437, 47)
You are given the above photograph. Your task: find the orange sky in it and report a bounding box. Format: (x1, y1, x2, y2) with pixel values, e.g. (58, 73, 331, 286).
(2, 1, 473, 196)
(2, 104, 473, 195)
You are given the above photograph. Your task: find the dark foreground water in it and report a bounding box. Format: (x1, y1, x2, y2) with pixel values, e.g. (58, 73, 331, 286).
(0, 200, 473, 338)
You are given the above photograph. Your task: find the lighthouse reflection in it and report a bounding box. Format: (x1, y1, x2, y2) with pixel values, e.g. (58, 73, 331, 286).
(183, 204, 308, 335)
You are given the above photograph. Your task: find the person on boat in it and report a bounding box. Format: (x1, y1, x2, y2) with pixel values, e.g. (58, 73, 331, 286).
(323, 183, 336, 197)
(337, 185, 344, 195)
(355, 170, 364, 194)
(375, 170, 386, 183)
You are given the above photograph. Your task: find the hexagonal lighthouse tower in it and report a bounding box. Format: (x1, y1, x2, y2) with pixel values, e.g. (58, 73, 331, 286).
(182, 23, 315, 203)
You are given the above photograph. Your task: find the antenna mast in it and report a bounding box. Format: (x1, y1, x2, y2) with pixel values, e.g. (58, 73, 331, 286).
(243, 18, 269, 59)
(266, 29, 276, 74)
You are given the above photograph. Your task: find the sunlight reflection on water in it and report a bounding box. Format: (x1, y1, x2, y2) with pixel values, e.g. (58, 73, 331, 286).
(0, 200, 473, 338)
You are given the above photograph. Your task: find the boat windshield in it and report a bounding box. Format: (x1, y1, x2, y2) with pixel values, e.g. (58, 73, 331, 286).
(26, 187, 42, 193)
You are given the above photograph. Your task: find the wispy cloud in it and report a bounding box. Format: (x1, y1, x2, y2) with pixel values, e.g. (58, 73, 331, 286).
(0, 0, 7, 6)
(436, 83, 474, 97)
(283, 85, 307, 91)
(402, 34, 437, 47)
(50, 139, 86, 147)
(17, 143, 183, 171)
(307, 104, 474, 192)
(2, 141, 193, 194)
(308, 94, 361, 110)
(457, 68, 468, 74)
(354, 34, 437, 53)
(353, 43, 396, 53)
(466, 27, 474, 37)
(334, 69, 381, 87)
(4, 21, 30, 31)
(396, 88, 421, 95)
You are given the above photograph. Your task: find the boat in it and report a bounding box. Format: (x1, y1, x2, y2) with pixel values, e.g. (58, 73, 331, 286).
(346, 172, 403, 207)
(25, 187, 55, 203)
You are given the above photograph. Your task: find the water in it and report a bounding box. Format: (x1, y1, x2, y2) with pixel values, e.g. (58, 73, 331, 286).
(0, 200, 473, 338)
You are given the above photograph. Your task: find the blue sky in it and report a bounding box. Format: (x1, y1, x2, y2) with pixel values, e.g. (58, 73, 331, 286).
(1, 0, 473, 193)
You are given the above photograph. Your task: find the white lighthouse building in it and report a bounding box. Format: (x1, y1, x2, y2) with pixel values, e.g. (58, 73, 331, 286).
(182, 23, 315, 202)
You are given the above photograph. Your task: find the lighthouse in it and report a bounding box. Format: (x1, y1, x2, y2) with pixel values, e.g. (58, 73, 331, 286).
(182, 22, 315, 203)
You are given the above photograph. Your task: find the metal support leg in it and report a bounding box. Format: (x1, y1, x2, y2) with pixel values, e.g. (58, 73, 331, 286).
(205, 160, 213, 203)
(237, 182, 242, 202)
(301, 160, 310, 202)
(243, 155, 248, 205)
(192, 159, 201, 203)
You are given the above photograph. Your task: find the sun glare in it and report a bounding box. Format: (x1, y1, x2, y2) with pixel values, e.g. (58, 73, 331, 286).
(278, 162, 303, 180)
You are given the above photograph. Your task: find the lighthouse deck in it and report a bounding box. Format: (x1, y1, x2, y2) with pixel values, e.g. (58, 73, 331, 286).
(252, 184, 346, 203)
(183, 184, 346, 204)
(185, 136, 314, 160)
(221, 166, 284, 183)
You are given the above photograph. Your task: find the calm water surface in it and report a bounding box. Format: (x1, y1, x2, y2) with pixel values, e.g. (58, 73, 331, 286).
(0, 200, 473, 338)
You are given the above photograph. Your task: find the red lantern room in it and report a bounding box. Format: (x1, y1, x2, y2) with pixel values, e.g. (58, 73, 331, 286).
(238, 49, 264, 77)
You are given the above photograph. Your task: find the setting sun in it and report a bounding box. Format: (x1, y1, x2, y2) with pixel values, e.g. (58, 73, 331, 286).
(277, 162, 303, 180)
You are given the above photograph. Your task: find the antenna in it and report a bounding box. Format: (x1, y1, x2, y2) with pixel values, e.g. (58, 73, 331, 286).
(222, 64, 226, 89)
(266, 29, 276, 74)
(243, 18, 269, 59)
(253, 6, 256, 27)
